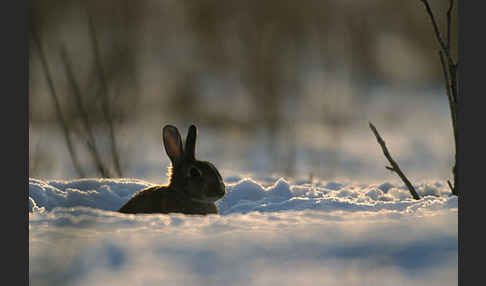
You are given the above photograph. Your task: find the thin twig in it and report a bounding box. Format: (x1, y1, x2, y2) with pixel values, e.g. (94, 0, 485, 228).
(449, 60, 458, 104)
(369, 122, 420, 200)
(447, 180, 457, 196)
(88, 16, 123, 177)
(420, 0, 458, 196)
(419, 0, 455, 67)
(446, 0, 454, 50)
(60, 45, 112, 178)
(30, 28, 86, 177)
(439, 50, 457, 195)
(439, 51, 456, 132)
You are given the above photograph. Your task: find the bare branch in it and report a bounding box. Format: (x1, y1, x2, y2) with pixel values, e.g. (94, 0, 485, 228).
(419, 0, 455, 67)
(439, 51, 456, 132)
(447, 0, 454, 50)
(369, 122, 420, 200)
(419, 0, 457, 196)
(447, 180, 457, 195)
(60, 46, 112, 178)
(439, 51, 457, 196)
(30, 28, 86, 178)
(88, 16, 123, 177)
(449, 61, 458, 104)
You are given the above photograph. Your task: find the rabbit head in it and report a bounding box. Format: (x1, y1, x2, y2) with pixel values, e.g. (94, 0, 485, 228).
(163, 124, 226, 203)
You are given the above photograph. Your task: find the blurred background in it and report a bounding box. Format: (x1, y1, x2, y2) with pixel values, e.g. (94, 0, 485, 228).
(28, 0, 457, 184)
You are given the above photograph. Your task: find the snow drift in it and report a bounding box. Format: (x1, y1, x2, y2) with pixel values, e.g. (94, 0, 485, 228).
(29, 177, 458, 286)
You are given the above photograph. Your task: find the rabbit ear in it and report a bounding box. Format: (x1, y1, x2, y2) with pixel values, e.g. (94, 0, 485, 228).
(184, 124, 197, 161)
(162, 125, 183, 167)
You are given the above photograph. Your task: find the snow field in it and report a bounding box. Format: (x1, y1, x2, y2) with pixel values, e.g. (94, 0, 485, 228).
(29, 177, 457, 286)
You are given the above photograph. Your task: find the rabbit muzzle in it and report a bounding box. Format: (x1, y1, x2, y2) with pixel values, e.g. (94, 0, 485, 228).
(193, 181, 226, 203)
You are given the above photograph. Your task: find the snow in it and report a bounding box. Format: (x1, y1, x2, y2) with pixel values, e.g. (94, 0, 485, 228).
(29, 176, 457, 286)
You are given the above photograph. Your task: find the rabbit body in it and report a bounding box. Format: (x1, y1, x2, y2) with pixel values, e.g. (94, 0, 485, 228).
(118, 185, 218, 214)
(118, 124, 225, 215)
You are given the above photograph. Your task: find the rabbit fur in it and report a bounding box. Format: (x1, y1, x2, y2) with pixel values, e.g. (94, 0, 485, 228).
(118, 124, 225, 215)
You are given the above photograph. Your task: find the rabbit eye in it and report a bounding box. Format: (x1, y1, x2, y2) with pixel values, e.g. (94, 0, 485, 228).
(189, 167, 201, 178)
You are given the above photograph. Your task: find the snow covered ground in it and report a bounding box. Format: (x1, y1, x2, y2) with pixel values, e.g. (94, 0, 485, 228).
(29, 176, 457, 286)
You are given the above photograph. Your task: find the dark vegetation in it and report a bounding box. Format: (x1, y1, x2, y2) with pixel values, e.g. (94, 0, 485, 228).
(29, 0, 456, 181)
(369, 0, 458, 199)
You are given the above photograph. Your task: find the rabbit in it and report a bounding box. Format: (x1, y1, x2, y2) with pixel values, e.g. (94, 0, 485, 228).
(118, 124, 226, 215)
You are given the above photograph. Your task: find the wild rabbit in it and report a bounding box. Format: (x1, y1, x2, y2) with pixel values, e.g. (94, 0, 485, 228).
(119, 124, 226, 215)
